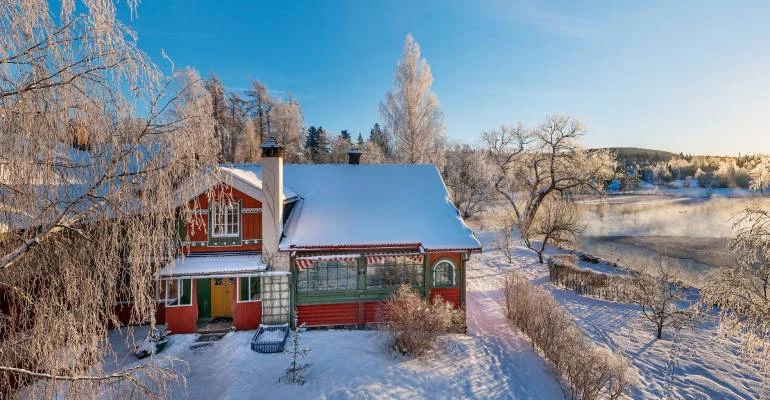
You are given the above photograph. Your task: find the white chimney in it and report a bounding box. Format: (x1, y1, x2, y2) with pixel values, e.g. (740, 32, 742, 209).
(260, 136, 284, 259)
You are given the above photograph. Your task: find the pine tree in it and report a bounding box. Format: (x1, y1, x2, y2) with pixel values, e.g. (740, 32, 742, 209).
(315, 126, 331, 163)
(369, 123, 390, 157)
(340, 130, 351, 142)
(305, 126, 319, 156)
(357, 133, 365, 147)
(279, 310, 311, 385)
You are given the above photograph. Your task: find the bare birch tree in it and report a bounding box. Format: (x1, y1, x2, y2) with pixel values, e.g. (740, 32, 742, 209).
(380, 34, 445, 167)
(483, 115, 617, 262)
(0, 1, 219, 397)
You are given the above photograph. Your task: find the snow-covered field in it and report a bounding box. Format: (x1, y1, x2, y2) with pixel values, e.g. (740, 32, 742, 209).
(470, 231, 767, 399)
(99, 230, 767, 399)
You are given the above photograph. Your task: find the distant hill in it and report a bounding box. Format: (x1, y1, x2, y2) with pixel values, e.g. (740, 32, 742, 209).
(596, 147, 678, 164)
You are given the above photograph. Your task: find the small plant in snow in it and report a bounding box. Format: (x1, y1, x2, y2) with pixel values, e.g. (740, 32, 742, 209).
(279, 310, 311, 385)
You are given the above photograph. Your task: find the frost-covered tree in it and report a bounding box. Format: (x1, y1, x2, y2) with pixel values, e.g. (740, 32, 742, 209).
(368, 122, 391, 159)
(0, 1, 219, 397)
(442, 144, 494, 218)
(362, 140, 387, 164)
(703, 209, 770, 389)
(380, 34, 445, 167)
(234, 119, 260, 163)
(329, 134, 352, 164)
(269, 96, 305, 163)
(749, 158, 770, 193)
(630, 264, 693, 339)
(483, 115, 617, 263)
(244, 80, 272, 142)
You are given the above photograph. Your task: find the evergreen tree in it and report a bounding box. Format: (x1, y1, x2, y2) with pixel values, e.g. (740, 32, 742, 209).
(369, 122, 390, 157)
(305, 126, 319, 154)
(357, 133, 365, 147)
(315, 126, 331, 163)
(340, 130, 352, 142)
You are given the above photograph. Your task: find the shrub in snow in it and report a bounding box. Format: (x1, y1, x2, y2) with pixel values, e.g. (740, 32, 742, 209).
(279, 311, 311, 385)
(629, 263, 694, 340)
(504, 272, 632, 400)
(381, 285, 461, 356)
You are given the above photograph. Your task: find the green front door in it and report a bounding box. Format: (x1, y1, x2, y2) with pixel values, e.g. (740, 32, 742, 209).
(196, 278, 211, 319)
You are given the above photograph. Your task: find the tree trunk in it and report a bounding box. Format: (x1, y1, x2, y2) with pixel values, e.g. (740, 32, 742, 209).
(657, 324, 663, 339)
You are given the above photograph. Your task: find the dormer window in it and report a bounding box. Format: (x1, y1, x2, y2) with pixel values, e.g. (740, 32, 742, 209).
(211, 202, 240, 237)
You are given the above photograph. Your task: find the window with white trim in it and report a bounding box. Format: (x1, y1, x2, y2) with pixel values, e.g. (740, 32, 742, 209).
(211, 202, 240, 237)
(432, 260, 456, 287)
(238, 276, 261, 302)
(161, 279, 192, 306)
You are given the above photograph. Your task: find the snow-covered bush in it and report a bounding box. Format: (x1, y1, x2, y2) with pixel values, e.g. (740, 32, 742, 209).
(504, 272, 631, 400)
(381, 285, 461, 356)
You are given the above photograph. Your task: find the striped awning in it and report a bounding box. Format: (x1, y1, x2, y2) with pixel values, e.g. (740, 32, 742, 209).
(365, 252, 424, 265)
(295, 254, 360, 270)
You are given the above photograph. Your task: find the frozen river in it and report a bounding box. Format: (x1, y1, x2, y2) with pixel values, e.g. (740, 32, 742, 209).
(578, 193, 770, 285)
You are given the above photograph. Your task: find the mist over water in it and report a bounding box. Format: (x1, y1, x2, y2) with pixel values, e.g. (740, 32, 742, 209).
(577, 194, 770, 286)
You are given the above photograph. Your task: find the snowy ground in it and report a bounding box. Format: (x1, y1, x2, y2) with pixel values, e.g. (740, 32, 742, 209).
(97, 230, 768, 399)
(101, 253, 563, 399)
(470, 231, 768, 399)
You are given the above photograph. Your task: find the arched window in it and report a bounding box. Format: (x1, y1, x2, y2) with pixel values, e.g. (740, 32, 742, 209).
(432, 260, 456, 287)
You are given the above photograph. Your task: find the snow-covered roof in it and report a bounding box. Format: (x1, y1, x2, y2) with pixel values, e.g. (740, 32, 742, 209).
(224, 164, 480, 251)
(220, 165, 297, 201)
(160, 252, 267, 277)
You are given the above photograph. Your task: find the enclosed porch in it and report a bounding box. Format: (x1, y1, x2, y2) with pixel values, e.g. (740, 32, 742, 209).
(159, 253, 290, 334)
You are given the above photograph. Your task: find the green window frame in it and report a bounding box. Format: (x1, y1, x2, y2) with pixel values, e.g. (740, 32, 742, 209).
(432, 260, 456, 287)
(366, 256, 423, 289)
(297, 260, 358, 292)
(162, 278, 192, 306)
(238, 276, 261, 302)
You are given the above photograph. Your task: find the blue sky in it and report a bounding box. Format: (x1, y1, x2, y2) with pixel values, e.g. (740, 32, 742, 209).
(122, 0, 770, 155)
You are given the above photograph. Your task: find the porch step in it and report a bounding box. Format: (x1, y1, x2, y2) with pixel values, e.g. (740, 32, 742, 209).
(190, 332, 227, 350)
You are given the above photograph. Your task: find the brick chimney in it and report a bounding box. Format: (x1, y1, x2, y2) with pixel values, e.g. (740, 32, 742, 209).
(348, 145, 362, 165)
(260, 136, 284, 258)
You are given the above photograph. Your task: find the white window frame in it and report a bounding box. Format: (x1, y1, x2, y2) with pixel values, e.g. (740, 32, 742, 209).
(237, 276, 261, 302)
(432, 260, 456, 287)
(161, 278, 192, 307)
(211, 201, 240, 238)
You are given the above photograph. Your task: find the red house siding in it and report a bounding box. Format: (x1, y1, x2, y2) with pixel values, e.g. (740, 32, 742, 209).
(183, 184, 262, 253)
(112, 303, 166, 327)
(363, 301, 386, 323)
(429, 288, 461, 308)
(297, 303, 359, 327)
(165, 284, 199, 334)
(428, 251, 464, 309)
(233, 300, 262, 330)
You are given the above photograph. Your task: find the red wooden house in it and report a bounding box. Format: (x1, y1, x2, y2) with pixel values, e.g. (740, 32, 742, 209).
(159, 137, 481, 333)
